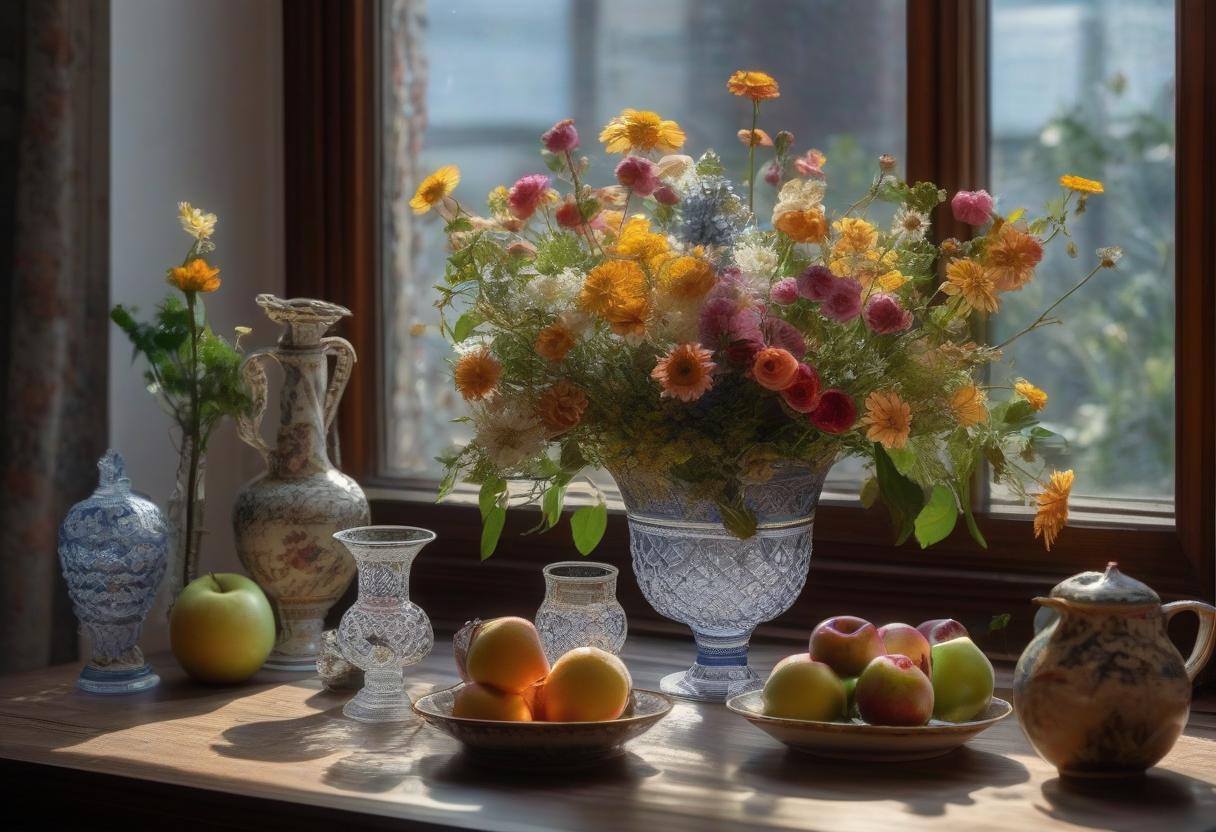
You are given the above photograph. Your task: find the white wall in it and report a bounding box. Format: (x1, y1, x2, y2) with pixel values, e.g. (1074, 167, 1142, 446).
(110, 0, 284, 649)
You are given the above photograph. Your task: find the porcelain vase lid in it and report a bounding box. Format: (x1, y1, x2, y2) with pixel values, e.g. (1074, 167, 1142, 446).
(1049, 561, 1160, 607)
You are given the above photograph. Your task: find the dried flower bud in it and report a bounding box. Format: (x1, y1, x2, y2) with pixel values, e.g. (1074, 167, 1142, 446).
(878, 153, 897, 172)
(1097, 246, 1123, 268)
(774, 130, 794, 155)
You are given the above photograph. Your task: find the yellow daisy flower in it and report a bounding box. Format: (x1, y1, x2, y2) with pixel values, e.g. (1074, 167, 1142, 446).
(578, 260, 647, 318)
(1014, 379, 1048, 411)
(177, 202, 217, 241)
(942, 258, 999, 314)
(727, 70, 780, 101)
(410, 165, 460, 214)
(832, 218, 879, 256)
(1059, 174, 1104, 194)
(1034, 469, 1074, 551)
(599, 109, 685, 155)
(862, 390, 912, 449)
(168, 258, 221, 293)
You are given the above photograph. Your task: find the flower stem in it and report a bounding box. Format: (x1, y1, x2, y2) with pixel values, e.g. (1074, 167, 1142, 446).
(564, 150, 603, 255)
(747, 100, 759, 215)
(993, 262, 1102, 351)
(183, 291, 203, 587)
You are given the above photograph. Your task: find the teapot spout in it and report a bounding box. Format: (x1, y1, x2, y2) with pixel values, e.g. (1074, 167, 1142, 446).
(1033, 596, 1068, 612)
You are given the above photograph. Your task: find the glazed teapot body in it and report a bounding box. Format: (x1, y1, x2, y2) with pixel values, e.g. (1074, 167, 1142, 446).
(1014, 563, 1214, 777)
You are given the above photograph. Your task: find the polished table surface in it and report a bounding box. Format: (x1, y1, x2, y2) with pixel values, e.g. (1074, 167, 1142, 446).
(0, 635, 1214, 831)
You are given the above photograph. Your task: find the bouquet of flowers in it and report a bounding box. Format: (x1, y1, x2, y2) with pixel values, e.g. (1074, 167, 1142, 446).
(422, 70, 1115, 558)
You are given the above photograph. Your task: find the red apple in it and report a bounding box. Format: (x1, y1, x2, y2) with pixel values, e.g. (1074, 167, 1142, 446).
(854, 654, 935, 726)
(917, 618, 969, 646)
(877, 623, 932, 676)
(810, 616, 886, 678)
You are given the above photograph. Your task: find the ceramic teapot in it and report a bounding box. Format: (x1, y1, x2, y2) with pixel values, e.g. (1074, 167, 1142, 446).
(1014, 562, 1215, 777)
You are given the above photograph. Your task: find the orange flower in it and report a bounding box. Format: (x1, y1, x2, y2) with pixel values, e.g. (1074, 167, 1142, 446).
(752, 347, 799, 391)
(727, 70, 780, 101)
(985, 224, 1043, 292)
(168, 258, 221, 293)
(950, 384, 987, 427)
(1014, 379, 1048, 411)
(737, 128, 774, 147)
(1034, 469, 1074, 551)
(599, 109, 685, 154)
(658, 255, 715, 304)
(535, 323, 577, 362)
(774, 208, 828, 243)
(604, 296, 650, 338)
(1059, 174, 1104, 194)
(613, 217, 669, 264)
(942, 258, 998, 314)
(651, 343, 716, 402)
(453, 347, 501, 401)
(832, 218, 879, 256)
(862, 390, 912, 449)
(537, 380, 589, 435)
(578, 260, 647, 317)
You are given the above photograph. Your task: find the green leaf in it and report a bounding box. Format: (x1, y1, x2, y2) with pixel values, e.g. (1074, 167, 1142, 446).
(695, 150, 723, 176)
(542, 485, 566, 528)
(988, 613, 1012, 633)
(445, 216, 473, 234)
(570, 503, 607, 555)
(1001, 400, 1038, 431)
(436, 467, 458, 503)
(874, 444, 925, 545)
(478, 477, 506, 520)
(559, 441, 586, 473)
(1006, 207, 1026, 223)
(718, 502, 758, 540)
(452, 311, 480, 342)
(886, 446, 917, 478)
(914, 485, 958, 549)
(859, 477, 880, 509)
(480, 505, 506, 560)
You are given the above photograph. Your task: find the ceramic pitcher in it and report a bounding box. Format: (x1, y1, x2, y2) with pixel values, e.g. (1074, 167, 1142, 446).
(234, 295, 370, 671)
(1014, 562, 1215, 777)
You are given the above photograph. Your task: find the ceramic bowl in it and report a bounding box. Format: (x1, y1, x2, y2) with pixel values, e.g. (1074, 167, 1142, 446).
(413, 683, 673, 768)
(726, 691, 1012, 762)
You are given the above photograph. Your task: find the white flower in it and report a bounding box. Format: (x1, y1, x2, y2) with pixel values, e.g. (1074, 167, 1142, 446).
(524, 268, 581, 311)
(734, 241, 779, 278)
(557, 308, 592, 336)
(178, 201, 217, 243)
(891, 205, 930, 243)
(772, 178, 825, 223)
(453, 334, 494, 355)
(473, 398, 548, 470)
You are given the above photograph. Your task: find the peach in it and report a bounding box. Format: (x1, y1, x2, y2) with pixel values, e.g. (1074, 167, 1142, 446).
(854, 654, 935, 726)
(930, 636, 994, 722)
(458, 616, 550, 694)
(878, 622, 932, 676)
(917, 618, 969, 646)
(539, 647, 632, 722)
(809, 616, 886, 677)
(451, 682, 533, 721)
(762, 654, 846, 722)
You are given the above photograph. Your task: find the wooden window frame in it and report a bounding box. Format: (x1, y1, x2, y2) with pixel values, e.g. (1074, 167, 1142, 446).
(283, 0, 1214, 650)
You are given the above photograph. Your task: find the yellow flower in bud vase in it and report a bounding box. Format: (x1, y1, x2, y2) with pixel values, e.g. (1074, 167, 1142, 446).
(410, 165, 460, 214)
(168, 258, 221, 293)
(1034, 469, 1074, 551)
(1014, 379, 1048, 411)
(1059, 174, 1104, 194)
(177, 202, 217, 242)
(599, 109, 685, 155)
(727, 70, 780, 101)
(862, 390, 912, 450)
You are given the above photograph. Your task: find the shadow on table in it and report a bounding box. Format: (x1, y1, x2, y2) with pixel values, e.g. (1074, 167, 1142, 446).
(736, 745, 1031, 818)
(1036, 771, 1216, 831)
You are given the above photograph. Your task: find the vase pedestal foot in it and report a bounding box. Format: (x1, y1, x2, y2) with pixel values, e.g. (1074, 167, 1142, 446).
(659, 666, 761, 702)
(342, 668, 415, 723)
(264, 611, 325, 671)
(77, 663, 160, 695)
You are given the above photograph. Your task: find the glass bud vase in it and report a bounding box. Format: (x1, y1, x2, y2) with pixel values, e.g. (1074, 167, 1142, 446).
(333, 526, 435, 722)
(58, 450, 169, 694)
(535, 561, 628, 663)
(613, 461, 831, 702)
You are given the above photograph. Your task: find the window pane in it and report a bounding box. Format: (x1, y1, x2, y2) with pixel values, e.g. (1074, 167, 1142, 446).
(989, 0, 1174, 506)
(381, 0, 906, 483)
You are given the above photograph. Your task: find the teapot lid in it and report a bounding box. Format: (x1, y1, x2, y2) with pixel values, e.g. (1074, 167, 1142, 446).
(1050, 562, 1159, 607)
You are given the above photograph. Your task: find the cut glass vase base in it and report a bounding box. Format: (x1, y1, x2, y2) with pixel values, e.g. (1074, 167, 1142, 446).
(262, 652, 319, 672)
(659, 666, 762, 703)
(343, 689, 416, 723)
(77, 664, 160, 695)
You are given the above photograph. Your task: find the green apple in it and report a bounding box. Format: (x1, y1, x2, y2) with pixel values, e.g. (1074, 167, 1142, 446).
(170, 573, 275, 684)
(762, 654, 846, 721)
(930, 636, 994, 722)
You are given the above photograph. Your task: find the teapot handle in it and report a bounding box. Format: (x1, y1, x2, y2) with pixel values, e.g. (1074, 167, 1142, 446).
(1163, 600, 1216, 683)
(321, 336, 357, 431)
(236, 348, 279, 463)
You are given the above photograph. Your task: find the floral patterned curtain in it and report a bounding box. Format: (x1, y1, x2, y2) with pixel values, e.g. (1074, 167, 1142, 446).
(0, 0, 109, 673)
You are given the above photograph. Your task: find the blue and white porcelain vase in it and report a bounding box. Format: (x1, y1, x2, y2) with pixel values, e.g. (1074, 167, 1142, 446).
(58, 450, 169, 694)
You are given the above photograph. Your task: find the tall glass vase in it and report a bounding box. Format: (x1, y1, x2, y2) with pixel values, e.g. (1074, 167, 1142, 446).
(165, 433, 206, 603)
(612, 461, 831, 702)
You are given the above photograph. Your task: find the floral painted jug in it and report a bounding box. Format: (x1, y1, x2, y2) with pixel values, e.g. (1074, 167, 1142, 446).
(1014, 562, 1215, 777)
(233, 295, 370, 670)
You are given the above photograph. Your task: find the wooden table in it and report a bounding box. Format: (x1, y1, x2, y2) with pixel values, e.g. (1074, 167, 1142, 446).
(1, 635, 1213, 831)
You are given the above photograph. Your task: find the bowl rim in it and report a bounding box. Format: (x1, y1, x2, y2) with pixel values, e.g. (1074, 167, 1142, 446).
(724, 691, 1012, 734)
(412, 682, 674, 727)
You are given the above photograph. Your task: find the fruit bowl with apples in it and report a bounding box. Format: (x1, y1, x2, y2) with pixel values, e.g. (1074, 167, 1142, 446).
(726, 617, 1011, 762)
(413, 616, 673, 768)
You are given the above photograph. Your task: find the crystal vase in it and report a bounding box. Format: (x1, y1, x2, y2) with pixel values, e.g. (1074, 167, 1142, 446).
(333, 526, 435, 722)
(613, 461, 831, 702)
(535, 561, 627, 663)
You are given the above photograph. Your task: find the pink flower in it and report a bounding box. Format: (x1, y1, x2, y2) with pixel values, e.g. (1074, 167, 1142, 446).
(781, 363, 822, 413)
(508, 174, 551, 220)
(820, 281, 862, 322)
(542, 119, 580, 153)
(699, 297, 762, 347)
(810, 389, 856, 434)
(654, 185, 680, 206)
(796, 265, 838, 301)
(794, 148, 826, 178)
(614, 156, 660, 197)
(770, 278, 799, 305)
(762, 317, 806, 357)
(862, 293, 913, 334)
(723, 338, 763, 368)
(764, 160, 783, 187)
(951, 189, 993, 226)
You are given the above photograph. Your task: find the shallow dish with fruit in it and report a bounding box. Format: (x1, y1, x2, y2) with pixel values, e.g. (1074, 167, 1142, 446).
(413, 683, 673, 768)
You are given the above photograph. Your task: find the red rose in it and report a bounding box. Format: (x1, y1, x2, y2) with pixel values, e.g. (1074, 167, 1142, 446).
(810, 389, 856, 434)
(780, 363, 821, 413)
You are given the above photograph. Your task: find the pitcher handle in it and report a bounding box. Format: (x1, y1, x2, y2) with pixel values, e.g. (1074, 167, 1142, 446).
(321, 336, 357, 431)
(1163, 600, 1216, 682)
(236, 348, 279, 463)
